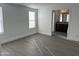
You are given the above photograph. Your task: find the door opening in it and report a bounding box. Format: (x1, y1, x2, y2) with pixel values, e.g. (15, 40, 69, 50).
(51, 9, 70, 39)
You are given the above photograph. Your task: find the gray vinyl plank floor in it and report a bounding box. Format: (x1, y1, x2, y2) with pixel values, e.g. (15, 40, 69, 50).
(1, 33, 79, 56)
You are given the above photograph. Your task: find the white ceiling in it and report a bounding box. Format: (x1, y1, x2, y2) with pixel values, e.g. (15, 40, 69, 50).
(14, 3, 79, 9)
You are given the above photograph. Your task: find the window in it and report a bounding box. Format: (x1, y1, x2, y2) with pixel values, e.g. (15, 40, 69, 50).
(66, 14, 69, 22)
(60, 14, 69, 22)
(60, 14, 62, 22)
(29, 11, 35, 29)
(0, 7, 4, 34)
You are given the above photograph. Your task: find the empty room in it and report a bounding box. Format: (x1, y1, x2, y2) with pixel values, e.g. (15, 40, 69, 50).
(0, 3, 79, 56)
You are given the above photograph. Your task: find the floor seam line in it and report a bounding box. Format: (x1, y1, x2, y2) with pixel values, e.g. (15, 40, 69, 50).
(32, 39, 44, 55)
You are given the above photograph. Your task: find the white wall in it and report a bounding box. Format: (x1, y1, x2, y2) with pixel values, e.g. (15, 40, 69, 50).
(24, 3, 79, 41)
(0, 4, 38, 44)
(1, 3, 79, 44)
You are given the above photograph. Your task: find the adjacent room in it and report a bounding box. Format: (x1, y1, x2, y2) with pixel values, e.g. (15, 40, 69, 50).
(51, 9, 69, 39)
(0, 3, 79, 56)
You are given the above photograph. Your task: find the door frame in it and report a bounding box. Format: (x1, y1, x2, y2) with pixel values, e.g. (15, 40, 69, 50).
(51, 9, 71, 39)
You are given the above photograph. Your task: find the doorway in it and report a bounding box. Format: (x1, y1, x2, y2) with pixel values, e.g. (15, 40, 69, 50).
(51, 9, 70, 39)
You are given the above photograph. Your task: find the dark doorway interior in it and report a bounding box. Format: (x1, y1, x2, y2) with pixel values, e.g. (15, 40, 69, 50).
(52, 9, 69, 38)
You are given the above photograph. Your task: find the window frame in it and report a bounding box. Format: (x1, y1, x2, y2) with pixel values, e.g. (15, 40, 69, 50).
(0, 7, 4, 34)
(60, 14, 63, 22)
(29, 11, 36, 29)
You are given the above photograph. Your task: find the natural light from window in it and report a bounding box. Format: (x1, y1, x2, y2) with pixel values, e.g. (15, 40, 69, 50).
(29, 11, 35, 29)
(66, 14, 69, 22)
(60, 14, 62, 22)
(0, 7, 4, 34)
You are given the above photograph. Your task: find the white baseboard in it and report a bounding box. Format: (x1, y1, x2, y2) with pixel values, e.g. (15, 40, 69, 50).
(1, 32, 37, 44)
(38, 31, 51, 36)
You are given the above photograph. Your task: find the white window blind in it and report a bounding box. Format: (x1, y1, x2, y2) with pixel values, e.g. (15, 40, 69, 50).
(66, 14, 69, 22)
(60, 14, 62, 22)
(0, 7, 4, 34)
(29, 11, 35, 29)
